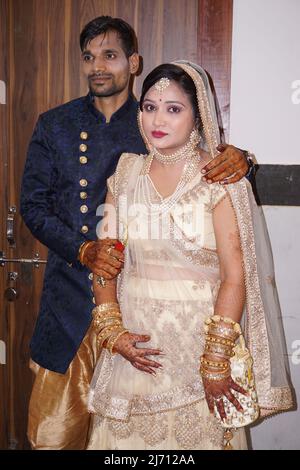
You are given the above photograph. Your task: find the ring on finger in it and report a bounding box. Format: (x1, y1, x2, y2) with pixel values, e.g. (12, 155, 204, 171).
(106, 246, 113, 255)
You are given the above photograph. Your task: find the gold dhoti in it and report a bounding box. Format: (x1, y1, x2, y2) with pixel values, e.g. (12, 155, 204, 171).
(27, 326, 98, 450)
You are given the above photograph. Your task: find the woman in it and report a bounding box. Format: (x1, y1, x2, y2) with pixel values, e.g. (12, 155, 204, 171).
(87, 61, 293, 450)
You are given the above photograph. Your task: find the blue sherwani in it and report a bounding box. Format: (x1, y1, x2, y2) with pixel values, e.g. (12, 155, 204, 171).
(20, 93, 146, 374)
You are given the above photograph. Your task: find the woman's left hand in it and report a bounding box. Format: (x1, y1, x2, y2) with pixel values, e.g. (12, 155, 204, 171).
(203, 375, 248, 421)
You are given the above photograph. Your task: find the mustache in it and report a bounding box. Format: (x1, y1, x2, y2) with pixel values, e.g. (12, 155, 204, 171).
(88, 72, 113, 80)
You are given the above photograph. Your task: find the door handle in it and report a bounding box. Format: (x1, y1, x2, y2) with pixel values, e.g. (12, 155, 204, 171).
(0, 251, 47, 267)
(7, 206, 16, 247)
(4, 272, 19, 302)
(4, 287, 18, 302)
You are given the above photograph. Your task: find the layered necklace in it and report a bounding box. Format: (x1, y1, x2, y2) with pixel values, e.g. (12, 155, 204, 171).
(134, 131, 201, 219)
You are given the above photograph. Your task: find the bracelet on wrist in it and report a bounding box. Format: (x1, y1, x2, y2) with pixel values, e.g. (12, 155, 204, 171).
(78, 240, 94, 265)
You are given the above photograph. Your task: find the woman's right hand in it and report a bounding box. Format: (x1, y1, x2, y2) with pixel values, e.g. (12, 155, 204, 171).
(83, 239, 124, 279)
(112, 332, 163, 375)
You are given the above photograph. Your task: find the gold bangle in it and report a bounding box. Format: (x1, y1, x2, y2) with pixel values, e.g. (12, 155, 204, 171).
(99, 326, 126, 350)
(205, 341, 233, 354)
(93, 310, 121, 323)
(205, 342, 233, 355)
(93, 309, 121, 318)
(208, 325, 239, 342)
(92, 312, 121, 330)
(106, 329, 129, 355)
(200, 363, 230, 374)
(205, 315, 242, 337)
(92, 303, 120, 315)
(200, 368, 231, 381)
(200, 359, 230, 373)
(93, 318, 123, 334)
(94, 315, 122, 328)
(200, 357, 229, 369)
(97, 325, 123, 348)
(78, 241, 94, 265)
(204, 344, 234, 359)
(206, 334, 235, 347)
(78, 241, 86, 258)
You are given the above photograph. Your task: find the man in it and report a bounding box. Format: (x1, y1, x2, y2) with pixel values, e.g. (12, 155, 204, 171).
(20, 16, 252, 450)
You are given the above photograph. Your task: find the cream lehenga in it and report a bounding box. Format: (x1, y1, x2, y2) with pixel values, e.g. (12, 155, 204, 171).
(87, 61, 293, 450)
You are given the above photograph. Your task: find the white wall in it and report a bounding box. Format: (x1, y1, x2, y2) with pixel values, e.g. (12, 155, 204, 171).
(230, 0, 300, 164)
(230, 0, 300, 449)
(250, 207, 300, 450)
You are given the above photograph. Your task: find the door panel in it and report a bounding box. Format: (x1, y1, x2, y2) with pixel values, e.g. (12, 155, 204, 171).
(0, 0, 232, 449)
(0, 0, 10, 450)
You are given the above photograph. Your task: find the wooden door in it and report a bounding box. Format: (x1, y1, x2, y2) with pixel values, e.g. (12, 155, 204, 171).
(0, 0, 232, 449)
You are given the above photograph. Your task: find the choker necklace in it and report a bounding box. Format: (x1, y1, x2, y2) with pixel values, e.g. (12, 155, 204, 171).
(149, 129, 200, 165)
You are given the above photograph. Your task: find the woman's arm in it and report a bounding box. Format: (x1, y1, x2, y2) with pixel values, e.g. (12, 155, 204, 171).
(93, 190, 119, 305)
(213, 194, 246, 322)
(201, 194, 247, 419)
(93, 190, 163, 375)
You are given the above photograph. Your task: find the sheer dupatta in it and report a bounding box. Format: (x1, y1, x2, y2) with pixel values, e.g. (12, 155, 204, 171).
(172, 61, 293, 415)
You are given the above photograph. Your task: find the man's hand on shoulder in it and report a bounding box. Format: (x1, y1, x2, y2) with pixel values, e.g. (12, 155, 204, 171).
(201, 143, 250, 185)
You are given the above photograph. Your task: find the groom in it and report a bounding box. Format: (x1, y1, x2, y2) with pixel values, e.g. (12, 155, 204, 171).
(21, 15, 252, 449)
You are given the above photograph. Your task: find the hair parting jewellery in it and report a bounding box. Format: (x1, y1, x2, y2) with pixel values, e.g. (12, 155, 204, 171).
(154, 77, 170, 93)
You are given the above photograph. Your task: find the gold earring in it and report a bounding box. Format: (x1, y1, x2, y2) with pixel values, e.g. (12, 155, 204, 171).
(189, 129, 201, 147)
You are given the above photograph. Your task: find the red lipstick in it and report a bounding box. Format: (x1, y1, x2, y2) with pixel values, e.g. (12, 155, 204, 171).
(151, 131, 168, 138)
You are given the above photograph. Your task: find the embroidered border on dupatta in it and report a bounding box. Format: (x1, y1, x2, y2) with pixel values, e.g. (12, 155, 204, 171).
(88, 352, 206, 420)
(227, 180, 293, 414)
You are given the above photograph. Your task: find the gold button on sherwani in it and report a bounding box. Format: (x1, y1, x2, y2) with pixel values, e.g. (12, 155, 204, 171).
(80, 192, 88, 199)
(79, 179, 88, 187)
(81, 225, 89, 234)
(80, 205, 88, 214)
(80, 131, 88, 140)
(79, 156, 88, 164)
(79, 144, 87, 152)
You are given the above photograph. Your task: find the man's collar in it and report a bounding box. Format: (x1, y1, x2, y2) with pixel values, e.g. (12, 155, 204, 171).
(85, 92, 137, 123)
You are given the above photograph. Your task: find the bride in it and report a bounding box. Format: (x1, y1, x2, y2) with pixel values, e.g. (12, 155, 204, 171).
(87, 61, 293, 450)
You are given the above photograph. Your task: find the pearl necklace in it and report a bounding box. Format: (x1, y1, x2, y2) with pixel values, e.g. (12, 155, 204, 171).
(134, 150, 201, 219)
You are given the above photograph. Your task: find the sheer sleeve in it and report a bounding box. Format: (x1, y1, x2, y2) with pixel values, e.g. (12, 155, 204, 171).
(106, 152, 142, 202)
(210, 183, 228, 210)
(107, 174, 115, 200)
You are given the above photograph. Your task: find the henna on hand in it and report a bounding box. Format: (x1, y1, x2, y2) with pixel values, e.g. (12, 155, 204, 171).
(203, 375, 247, 420)
(113, 332, 164, 375)
(83, 238, 125, 278)
(201, 144, 248, 184)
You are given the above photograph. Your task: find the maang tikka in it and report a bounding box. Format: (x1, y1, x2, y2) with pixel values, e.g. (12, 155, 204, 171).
(154, 77, 170, 93)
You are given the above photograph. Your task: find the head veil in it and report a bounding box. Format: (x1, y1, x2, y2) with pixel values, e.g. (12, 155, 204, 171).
(137, 60, 294, 416)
